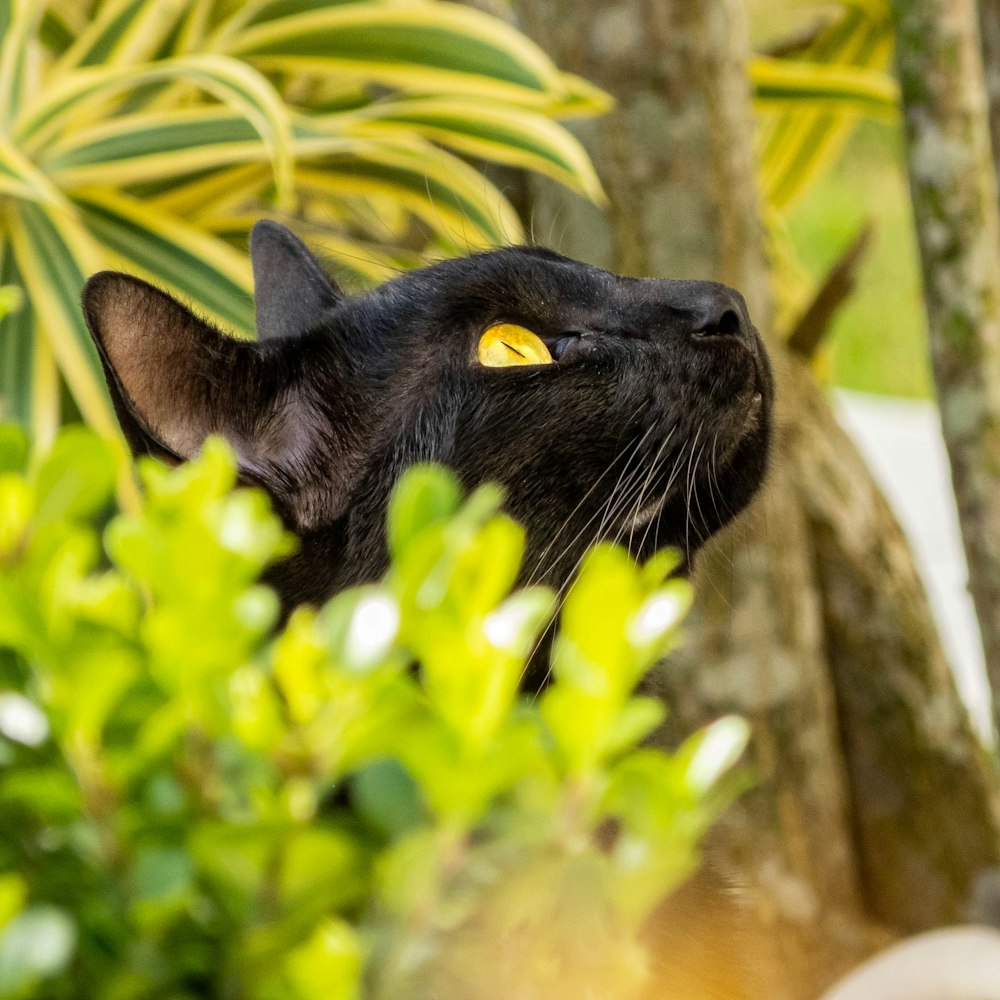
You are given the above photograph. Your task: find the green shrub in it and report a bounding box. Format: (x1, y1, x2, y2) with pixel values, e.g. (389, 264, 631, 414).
(0, 425, 747, 1000)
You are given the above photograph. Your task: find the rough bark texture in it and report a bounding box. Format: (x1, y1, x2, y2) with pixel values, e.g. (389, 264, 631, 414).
(787, 356, 1000, 932)
(978, 0, 1000, 164)
(893, 0, 1000, 734)
(512, 0, 1000, 995)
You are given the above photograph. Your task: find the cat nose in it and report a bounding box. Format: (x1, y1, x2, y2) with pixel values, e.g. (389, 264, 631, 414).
(685, 284, 751, 344)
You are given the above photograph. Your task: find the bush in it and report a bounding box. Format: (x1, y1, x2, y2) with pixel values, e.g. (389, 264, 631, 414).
(0, 425, 747, 1000)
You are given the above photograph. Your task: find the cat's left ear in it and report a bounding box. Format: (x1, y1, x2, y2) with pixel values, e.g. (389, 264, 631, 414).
(250, 220, 344, 341)
(82, 272, 340, 529)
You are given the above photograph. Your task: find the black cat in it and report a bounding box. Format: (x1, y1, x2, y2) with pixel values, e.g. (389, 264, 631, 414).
(82, 221, 773, 608)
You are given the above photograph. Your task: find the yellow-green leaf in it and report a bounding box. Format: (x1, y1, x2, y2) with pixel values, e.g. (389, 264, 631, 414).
(751, 56, 898, 116)
(50, 0, 189, 78)
(16, 55, 295, 205)
(0, 0, 42, 127)
(0, 240, 36, 430)
(5, 200, 116, 437)
(757, 4, 893, 211)
(344, 97, 605, 202)
(226, 3, 572, 108)
(298, 137, 523, 248)
(73, 187, 256, 335)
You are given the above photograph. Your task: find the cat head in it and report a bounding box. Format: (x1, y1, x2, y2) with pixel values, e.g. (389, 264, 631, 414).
(83, 221, 773, 605)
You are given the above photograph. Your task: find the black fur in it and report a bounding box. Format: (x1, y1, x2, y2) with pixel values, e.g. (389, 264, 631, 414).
(82, 223, 773, 611)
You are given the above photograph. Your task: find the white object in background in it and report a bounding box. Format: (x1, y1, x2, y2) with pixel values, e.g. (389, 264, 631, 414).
(834, 390, 992, 740)
(818, 927, 1000, 1000)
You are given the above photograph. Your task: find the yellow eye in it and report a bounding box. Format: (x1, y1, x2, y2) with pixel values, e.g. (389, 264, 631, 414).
(477, 323, 554, 367)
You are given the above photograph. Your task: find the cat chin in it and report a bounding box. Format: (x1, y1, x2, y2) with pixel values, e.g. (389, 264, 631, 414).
(627, 421, 755, 536)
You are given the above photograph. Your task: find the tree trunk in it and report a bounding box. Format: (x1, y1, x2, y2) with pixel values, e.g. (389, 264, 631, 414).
(893, 0, 1000, 735)
(512, 0, 1000, 996)
(978, 0, 1000, 165)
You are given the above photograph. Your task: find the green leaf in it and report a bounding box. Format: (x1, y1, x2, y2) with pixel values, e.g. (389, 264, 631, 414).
(0, 286, 22, 323)
(0, 876, 25, 933)
(131, 846, 194, 905)
(32, 425, 115, 525)
(681, 715, 751, 795)
(297, 137, 524, 248)
(757, 4, 893, 211)
(18, 55, 294, 203)
(228, 4, 570, 106)
(0, 767, 83, 819)
(317, 587, 402, 675)
(52, 0, 188, 75)
(751, 56, 898, 115)
(350, 758, 424, 839)
(387, 464, 462, 562)
(74, 187, 256, 335)
(0, 692, 49, 747)
(0, 254, 35, 431)
(279, 829, 370, 916)
(346, 97, 605, 201)
(5, 200, 117, 438)
(284, 918, 364, 1000)
(0, 1, 42, 129)
(0, 906, 77, 997)
(0, 425, 28, 475)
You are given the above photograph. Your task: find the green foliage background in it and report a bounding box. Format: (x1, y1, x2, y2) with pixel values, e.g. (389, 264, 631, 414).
(0, 0, 607, 445)
(0, 426, 747, 999)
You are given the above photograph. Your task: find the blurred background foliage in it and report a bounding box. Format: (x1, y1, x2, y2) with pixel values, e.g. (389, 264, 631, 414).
(0, 425, 747, 999)
(748, 0, 927, 398)
(0, 0, 607, 447)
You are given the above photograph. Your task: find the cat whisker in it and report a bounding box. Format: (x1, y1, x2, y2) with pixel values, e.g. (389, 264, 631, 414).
(627, 427, 678, 551)
(631, 425, 699, 555)
(632, 429, 692, 556)
(523, 458, 656, 690)
(527, 418, 657, 587)
(687, 429, 713, 540)
(707, 431, 725, 527)
(525, 404, 648, 586)
(683, 422, 706, 561)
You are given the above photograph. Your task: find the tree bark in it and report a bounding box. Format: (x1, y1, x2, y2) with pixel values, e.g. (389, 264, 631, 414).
(978, 0, 1000, 165)
(787, 356, 1000, 933)
(513, 0, 1000, 995)
(893, 0, 1000, 735)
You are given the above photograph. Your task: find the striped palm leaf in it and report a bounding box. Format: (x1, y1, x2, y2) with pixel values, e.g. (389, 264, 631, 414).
(748, 0, 897, 334)
(0, 0, 608, 445)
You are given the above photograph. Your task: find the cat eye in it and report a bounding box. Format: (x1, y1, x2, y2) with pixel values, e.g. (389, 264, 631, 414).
(477, 323, 554, 367)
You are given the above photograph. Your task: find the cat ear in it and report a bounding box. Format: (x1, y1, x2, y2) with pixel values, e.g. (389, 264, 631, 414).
(82, 271, 295, 468)
(250, 220, 343, 341)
